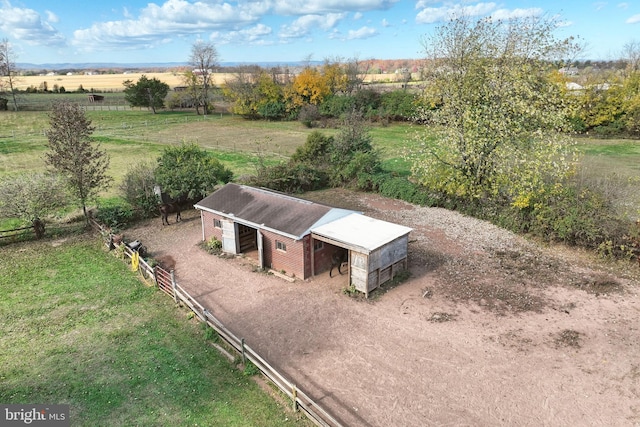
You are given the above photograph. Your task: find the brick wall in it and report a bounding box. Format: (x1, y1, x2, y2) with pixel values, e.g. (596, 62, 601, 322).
(200, 211, 310, 279)
(202, 211, 223, 242)
(260, 229, 307, 279)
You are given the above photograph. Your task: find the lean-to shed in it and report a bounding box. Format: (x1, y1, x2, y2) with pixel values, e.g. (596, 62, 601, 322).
(311, 213, 413, 297)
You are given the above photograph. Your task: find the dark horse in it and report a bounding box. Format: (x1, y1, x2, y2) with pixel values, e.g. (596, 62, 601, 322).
(329, 250, 348, 277)
(160, 202, 182, 225)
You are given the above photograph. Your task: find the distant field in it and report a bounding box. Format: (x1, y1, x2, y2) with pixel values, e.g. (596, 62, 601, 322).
(15, 71, 408, 93)
(15, 72, 228, 92)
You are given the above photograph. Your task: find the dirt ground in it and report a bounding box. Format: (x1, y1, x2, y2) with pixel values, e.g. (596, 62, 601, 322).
(125, 189, 640, 427)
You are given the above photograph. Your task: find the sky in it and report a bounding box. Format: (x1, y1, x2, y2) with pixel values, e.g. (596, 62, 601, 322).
(1, 0, 639, 66)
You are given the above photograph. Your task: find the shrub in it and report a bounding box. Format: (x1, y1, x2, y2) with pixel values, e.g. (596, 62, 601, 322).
(119, 162, 159, 218)
(245, 162, 328, 193)
(95, 199, 134, 231)
(298, 104, 320, 128)
(202, 236, 223, 254)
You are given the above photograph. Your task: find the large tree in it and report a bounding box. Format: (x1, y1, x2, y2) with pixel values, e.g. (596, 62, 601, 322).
(189, 41, 219, 115)
(155, 143, 232, 201)
(410, 15, 580, 205)
(0, 39, 19, 111)
(44, 101, 112, 223)
(123, 75, 170, 113)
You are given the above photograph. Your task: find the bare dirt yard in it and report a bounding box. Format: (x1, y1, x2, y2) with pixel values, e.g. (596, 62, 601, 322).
(126, 189, 640, 427)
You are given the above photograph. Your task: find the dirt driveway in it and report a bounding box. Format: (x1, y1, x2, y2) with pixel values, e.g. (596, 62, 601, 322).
(127, 189, 640, 427)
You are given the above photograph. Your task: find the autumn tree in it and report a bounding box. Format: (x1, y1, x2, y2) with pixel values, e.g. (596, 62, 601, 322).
(288, 67, 330, 108)
(222, 67, 286, 119)
(189, 41, 219, 115)
(123, 75, 170, 113)
(0, 173, 69, 238)
(410, 15, 579, 205)
(45, 101, 112, 223)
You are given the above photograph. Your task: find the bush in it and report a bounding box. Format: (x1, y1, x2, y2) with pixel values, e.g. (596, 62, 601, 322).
(298, 104, 321, 128)
(319, 94, 355, 118)
(119, 161, 159, 218)
(202, 236, 223, 255)
(244, 162, 328, 193)
(95, 199, 134, 231)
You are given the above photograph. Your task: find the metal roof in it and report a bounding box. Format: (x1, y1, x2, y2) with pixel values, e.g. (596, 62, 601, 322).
(311, 213, 413, 253)
(194, 183, 357, 240)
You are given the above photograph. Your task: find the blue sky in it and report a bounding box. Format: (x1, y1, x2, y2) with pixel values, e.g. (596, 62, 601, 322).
(1, 0, 639, 65)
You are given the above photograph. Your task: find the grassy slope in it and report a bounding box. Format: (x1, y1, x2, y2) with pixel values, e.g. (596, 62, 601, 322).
(0, 237, 309, 426)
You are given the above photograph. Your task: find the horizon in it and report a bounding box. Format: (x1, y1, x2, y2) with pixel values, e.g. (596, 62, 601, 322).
(1, 1, 639, 65)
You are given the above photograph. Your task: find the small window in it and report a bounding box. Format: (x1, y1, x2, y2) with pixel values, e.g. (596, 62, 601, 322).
(214, 219, 222, 228)
(314, 240, 324, 251)
(276, 240, 287, 252)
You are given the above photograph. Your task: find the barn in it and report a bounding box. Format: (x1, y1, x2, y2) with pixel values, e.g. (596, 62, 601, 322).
(194, 183, 412, 297)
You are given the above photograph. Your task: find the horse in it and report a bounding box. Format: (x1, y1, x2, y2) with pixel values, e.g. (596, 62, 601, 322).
(160, 202, 182, 225)
(329, 250, 348, 277)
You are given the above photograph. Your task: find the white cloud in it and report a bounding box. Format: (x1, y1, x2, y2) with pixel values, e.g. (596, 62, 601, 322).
(354, 12, 363, 20)
(279, 13, 346, 39)
(0, 1, 65, 46)
(415, 2, 497, 24)
(71, 0, 263, 51)
(347, 26, 378, 39)
(491, 8, 543, 21)
(627, 14, 640, 24)
(617, 2, 629, 9)
(272, 0, 398, 15)
(211, 24, 273, 45)
(593, 2, 607, 11)
(45, 10, 59, 24)
(382, 18, 390, 27)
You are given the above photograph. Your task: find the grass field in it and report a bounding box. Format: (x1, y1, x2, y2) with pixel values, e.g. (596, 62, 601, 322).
(0, 109, 414, 189)
(1, 107, 639, 208)
(0, 236, 310, 426)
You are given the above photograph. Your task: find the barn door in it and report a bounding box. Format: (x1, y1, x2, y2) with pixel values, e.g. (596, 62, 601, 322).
(257, 230, 264, 269)
(221, 220, 238, 254)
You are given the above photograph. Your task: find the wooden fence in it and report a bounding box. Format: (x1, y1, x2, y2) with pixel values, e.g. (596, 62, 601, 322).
(89, 218, 343, 427)
(0, 225, 36, 240)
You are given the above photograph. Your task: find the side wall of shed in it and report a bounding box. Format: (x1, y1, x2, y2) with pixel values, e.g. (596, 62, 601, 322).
(200, 211, 309, 280)
(260, 229, 308, 279)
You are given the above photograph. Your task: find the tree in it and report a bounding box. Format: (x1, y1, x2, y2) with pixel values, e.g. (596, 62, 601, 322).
(222, 67, 286, 119)
(328, 109, 381, 186)
(622, 40, 640, 74)
(0, 173, 69, 238)
(410, 15, 579, 204)
(288, 67, 330, 108)
(44, 101, 112, 223)
(0, 39, 20, 111)
(189, 41, 219, 115)
(155, 143, 232, 201)
(119, 161, 159, 217)
(123, 75, 170, 113)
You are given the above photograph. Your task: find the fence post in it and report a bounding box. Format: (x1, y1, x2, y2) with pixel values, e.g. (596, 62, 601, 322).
(241, 338, 246, 365)
(292, 385, 298, 411)
(170, 270, 178, 303)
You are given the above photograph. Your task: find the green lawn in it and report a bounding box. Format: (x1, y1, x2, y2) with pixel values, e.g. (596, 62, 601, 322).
(0, 237, 310, 426)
